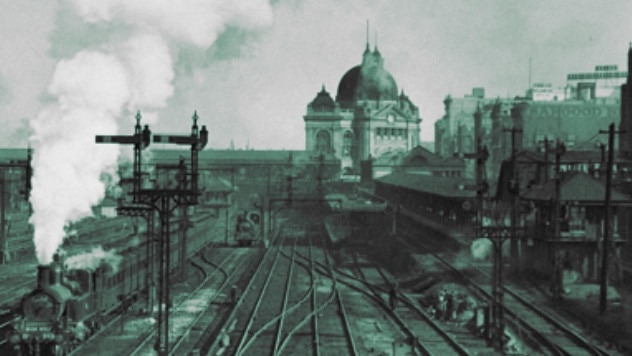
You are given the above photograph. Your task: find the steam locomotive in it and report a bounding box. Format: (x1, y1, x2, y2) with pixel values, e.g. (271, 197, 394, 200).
(7, 234, 186, 356)
(234, 210, 262, 247)
(8, 250, 146, 356)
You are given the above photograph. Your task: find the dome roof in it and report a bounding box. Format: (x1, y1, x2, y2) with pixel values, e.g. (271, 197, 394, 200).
(309, 85, 335, 112)
(336, 50, 398, 108)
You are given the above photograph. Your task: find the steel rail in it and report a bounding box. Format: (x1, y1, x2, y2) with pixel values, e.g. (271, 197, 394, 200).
(275, 234, 339, 356)
(350, 253, 437, 356)
(309, 234, 320, 356)
(233, 228, 288, 355)
(296, 249, 471, 356)
(240, 227, 311, 354)
(273, 232, 298, 355)
(327, 249, 359, 356)
(290, 241, 362, 355)
(401, 228, 608, 356)
(354, 255, 471, 356)
(127, 248, 241, 355)
(206, 224, 286, 355)
(166, 250, 248, 355)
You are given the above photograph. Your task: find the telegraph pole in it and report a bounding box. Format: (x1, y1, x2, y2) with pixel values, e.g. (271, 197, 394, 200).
(464, 105, 489, 238)
(552, 140, 565, 300)
(543, 138, 549, 183)
(598, 123, 624, 313)
(504, 127, 523, 270)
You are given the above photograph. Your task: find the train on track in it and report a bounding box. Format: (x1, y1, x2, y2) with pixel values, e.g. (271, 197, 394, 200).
(6, 234, 185, 356)
(234, 210, 262, 247)
(7, 249, 147, 355)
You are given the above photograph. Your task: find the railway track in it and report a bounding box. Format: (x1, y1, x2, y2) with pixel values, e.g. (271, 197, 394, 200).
(62, 214, 226, 356)
(276, 225, 358, 356)
(289, 245, 487, 355)
(399, 223, 618, 356)
(209, 216, 361, 356)
(67, 246, 241, 355)
(240, 212, 479, 355)
(127, 248, 251, 355)
(348, 252, 477, 356)
(234, 225, 300, 355)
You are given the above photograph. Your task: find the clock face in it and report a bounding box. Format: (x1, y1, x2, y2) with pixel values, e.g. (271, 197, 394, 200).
(387, 114, 395, 124)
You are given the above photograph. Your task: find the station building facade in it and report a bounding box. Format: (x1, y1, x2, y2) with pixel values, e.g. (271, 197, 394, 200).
(303, 43, 422, 175)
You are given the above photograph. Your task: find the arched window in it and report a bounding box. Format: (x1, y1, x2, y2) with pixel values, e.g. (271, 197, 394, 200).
(343, 131, 353, 156)
(315, 130, 331, 152)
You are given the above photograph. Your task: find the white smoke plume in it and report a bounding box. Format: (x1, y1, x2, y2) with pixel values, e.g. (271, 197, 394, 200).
(64, 246, 123, 273)
(30, 0, 273, 264)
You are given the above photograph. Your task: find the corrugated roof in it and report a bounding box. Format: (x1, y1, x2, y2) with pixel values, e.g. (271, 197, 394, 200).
(523, 171, 632, 203)
(376, 172, 480, 198)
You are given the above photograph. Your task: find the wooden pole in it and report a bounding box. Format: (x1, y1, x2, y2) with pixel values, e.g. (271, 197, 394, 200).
(600, 123, 615, 313)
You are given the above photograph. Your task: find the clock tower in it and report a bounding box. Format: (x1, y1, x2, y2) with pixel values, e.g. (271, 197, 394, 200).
(304, 40, 422, 174)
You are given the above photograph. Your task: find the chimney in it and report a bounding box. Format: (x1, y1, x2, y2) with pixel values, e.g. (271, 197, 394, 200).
(37, 265, 51, 288)
(37, 263, 62, 289)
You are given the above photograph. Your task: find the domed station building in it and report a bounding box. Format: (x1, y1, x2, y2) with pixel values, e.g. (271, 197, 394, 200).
(303, 41, 422, 176)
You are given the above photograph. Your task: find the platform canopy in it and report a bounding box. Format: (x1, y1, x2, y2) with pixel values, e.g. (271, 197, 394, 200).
(522, 171, 632, 205)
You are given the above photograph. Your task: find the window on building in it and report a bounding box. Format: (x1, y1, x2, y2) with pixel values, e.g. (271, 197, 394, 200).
(343, 131, 353, 156)
(315, 130, 331, 153)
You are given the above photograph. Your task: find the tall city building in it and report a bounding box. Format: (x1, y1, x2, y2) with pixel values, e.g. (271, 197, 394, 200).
(435, 58, 626, 181)
(303, 41, 422, 174)
(619, 44, 632, 158)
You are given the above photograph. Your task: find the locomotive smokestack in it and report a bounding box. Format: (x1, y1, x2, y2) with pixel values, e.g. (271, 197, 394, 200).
(37, 263, 62, 289)
(37, 265, 51, 289)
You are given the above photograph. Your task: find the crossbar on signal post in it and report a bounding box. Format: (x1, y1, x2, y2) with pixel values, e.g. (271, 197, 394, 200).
(96, 111, 207, 355)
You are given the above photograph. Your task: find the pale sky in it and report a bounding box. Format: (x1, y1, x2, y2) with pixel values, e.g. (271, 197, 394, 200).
(1, 0, 631, 149)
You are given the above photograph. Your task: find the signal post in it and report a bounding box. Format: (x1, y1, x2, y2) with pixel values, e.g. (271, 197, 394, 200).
(96, 111, 208, 355)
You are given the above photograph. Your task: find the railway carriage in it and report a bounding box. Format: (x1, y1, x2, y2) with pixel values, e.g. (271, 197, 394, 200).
(7, 233, 186, 356)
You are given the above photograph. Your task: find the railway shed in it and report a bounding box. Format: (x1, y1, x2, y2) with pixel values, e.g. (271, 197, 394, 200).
(374, 172, 485, 230)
